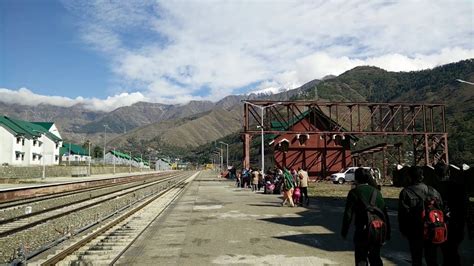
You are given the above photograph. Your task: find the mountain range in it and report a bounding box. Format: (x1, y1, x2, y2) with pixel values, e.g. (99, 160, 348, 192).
(1, 59, 472, 164)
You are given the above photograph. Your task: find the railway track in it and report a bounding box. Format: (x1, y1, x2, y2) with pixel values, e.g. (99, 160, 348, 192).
(0, 171, 196, 265)
(0, 172, 180, 224)
(0, 172, 184, 237)
(0, 173, 164, 205)
(39, 171, 199, 265)
(0, 172, 169, 212)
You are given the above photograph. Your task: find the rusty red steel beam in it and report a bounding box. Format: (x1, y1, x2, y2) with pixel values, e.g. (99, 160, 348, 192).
(243, 130, 448, 135)
(243, 100, 445, 107)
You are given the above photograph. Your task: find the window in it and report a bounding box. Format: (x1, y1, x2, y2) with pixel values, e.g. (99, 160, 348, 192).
(15, 151, 24, 160)
(33, 154, 37, 161)
(297, 134, 309, 146)
(22, 139, 25, 146)
(55, 155, 59, 161)
(278, 140, 290, 153)
(38, 141, 42, 147)
(16, 137, 21, 144)
(33, 140, 37, 146)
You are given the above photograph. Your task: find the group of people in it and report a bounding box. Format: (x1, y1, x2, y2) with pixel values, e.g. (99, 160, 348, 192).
(230, 162, 469, 265)
(236, 167, 265, 191)
(279, 167, 310, 207)
(235, 167, 310, 207)
(341, 164, 468, 266)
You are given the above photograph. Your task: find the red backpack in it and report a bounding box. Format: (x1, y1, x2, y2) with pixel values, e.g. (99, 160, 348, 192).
(409, 187, 448, 244)
(360, 189, 388, 246)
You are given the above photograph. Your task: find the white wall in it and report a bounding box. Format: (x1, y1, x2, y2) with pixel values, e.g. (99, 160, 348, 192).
(41, 137, 60, 165)
(62, 154, 91, 163)
(49, 124, 62, 139)
(0, 126, 62, 167)
(11, 135, 27, 166)
(0, 126, 14, 165)
(155, 160, 171, 171)
(28, 138, 42, 166)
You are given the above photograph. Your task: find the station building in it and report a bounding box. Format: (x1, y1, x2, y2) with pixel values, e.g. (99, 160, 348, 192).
(0, 116, 62, 166)
(155, 158, 172, 171)
(270, 109, 354, 179)
(60, 143, 91, 163)
(105, 150, 150, 168)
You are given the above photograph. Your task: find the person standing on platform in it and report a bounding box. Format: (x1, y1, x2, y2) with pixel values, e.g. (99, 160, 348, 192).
(251, 168, 259, 192)
(435, 163, 467, 266)
(281, 168, 295, 207)
(298, 167, 310, 206)
(341, 168, 391, 266)
(398, 166, 445, 266)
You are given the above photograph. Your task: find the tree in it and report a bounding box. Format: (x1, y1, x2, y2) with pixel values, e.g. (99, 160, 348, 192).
(92, 145, 103, 158)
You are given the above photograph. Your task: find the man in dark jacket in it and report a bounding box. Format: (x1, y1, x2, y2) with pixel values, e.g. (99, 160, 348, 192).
(435, 163, 468, 266)
(398, 166, 444, 266)
(342, 168, 391, 266)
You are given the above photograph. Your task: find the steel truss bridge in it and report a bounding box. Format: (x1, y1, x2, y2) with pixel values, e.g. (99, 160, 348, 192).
(242, 100, 448, 173)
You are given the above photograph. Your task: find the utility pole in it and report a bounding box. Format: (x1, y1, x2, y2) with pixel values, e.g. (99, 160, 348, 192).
(113, 148, 116, 174)
(68, 143, 71, 166)
(242, 101, 282, 179)
(87, 140, 91, 176)
(219, 141, 229, 168)
(42, 154, 45, 179)
(103, 124, 108, 165)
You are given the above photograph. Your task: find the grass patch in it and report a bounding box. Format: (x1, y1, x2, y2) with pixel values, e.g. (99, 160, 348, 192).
(308, 182, 402, 200)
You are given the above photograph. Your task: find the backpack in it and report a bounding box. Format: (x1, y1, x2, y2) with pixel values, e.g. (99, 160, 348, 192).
(361, 189, 388, 246)
(408, 187, 448, 244)
(293, 187, 301, 196)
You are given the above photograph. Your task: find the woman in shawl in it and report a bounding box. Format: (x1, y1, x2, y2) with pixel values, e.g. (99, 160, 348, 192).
(281, 168, 295, 207)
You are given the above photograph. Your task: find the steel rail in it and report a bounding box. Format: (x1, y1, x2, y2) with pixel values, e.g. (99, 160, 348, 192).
(0, 172, 162, 204)
(0, 173, 186, 238)
(40, 172, 196, 265)
(0, 172, 175, 224)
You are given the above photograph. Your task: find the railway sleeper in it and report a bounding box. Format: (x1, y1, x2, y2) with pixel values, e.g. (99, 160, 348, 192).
(82, 249, 122, 255)
(100, 238, 133, 244)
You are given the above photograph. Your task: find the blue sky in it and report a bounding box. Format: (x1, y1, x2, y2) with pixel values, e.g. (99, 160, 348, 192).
(0, 0, 473, 111)
(0, 0, 111, 98)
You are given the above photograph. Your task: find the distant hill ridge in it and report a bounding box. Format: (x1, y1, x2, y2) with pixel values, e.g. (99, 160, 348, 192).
(1, 59, 473, 164)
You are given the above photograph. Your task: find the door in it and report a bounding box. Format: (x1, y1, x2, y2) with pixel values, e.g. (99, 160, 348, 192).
(345, 168, 355, 181)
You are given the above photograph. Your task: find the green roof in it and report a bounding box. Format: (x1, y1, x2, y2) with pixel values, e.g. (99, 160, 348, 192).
(271, 110, 311, 131)
(31, 122, 54, 130)
(110, 150, 132, 160)
(269, 109, 357, 141)
(62, 143, 88, 156)
(0, 116, 36, 138)
(0, 116, 61, 142)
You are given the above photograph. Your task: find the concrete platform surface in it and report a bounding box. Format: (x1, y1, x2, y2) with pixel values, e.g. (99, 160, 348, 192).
(115, 171, 473, 266)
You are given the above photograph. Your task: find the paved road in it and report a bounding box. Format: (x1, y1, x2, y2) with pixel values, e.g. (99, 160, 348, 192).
(117, 171, 474, 265)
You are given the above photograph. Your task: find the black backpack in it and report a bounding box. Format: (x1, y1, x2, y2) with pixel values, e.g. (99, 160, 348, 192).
(361, 189, 388, 246)
(408, 187, 448, 244)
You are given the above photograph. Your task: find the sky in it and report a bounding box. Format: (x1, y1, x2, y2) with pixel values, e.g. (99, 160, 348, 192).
(0, 0, 473, 112)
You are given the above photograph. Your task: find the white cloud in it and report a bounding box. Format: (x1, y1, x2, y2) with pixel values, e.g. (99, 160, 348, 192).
(0, 88, 146, 112)
(16, 0, 474, 108)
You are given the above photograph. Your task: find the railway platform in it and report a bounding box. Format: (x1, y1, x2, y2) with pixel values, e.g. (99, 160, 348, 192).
(116, 171, 474, 266)
(0, 170, 166, 191)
